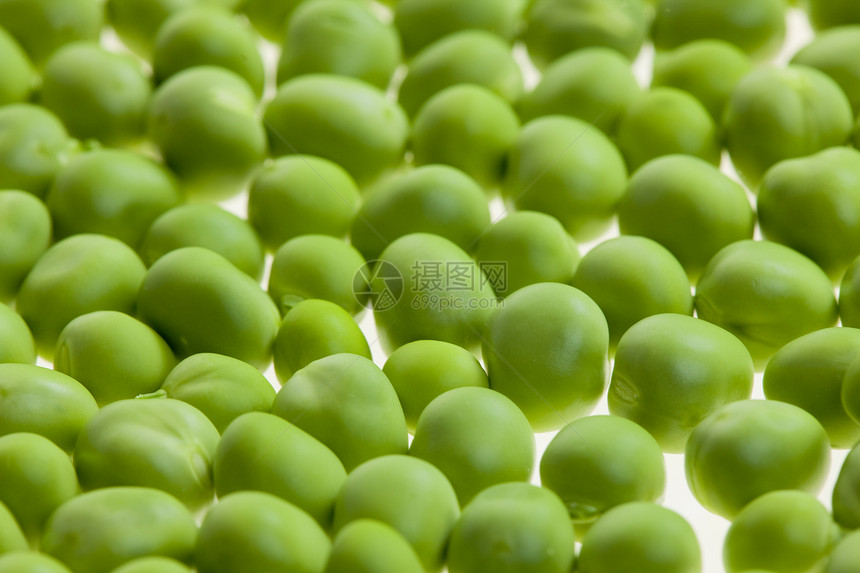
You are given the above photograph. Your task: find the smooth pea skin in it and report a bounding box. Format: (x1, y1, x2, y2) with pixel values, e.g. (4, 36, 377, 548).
(109, 557, 190, 573)
(448, 483, 576, 573)
(695, 240, 839, 368)
(332, 455, 459, 572)
(793, 26, 860, 115)
(0, 502, 26, 555)
(839, 256, 860, 328)
(264, 74, 408, 186)
(834, 441, 860, 529)
(138, 247, 280, 368)
(484, 282, 609, 432)
(0, 302, 35, 364)
(0, 552, 71, 573)
(42, 487, 197, 573)
(845, 356, 860, 427)
(324, 520, 424, 573)
(0, 364, 98, 451)
(808, 0, 860, 29)
(0, 0, 102, 66)
(572, 236, 693, 350)
(0, 190, 51, 300)
(241, 0, 303, 42)
(504, 116, 627, 242)
(724, 491, 835, 573)
(609, 314, 754, 452)
(16, 234, 147, 358)
(195, 491, 330, 573)
(272, 354, 406, 470)
(724, 65, 853, 188)
(0, 26, 34, 105)
(826, 530, 860, 573)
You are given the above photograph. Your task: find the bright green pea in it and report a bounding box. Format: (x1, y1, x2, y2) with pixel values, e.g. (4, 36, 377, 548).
(17, 234, 147, 358)
(724, 490, 836, 573)
(503, 116, 628, 242)
(139, 204, 264, 279)
(0, 501, 28, 555)
(412, 85, 520, 189)
(826, 530, 860, 573)
(484, 282, 608, 432)
(74, 398, 219, 509)
(0, 0, 102, 66)
(240, 0, 304, 42)
(42, 487, 198, 573)
(0, 302, 34, 364)
(686, 400, 831, 519)
(617, 155, 755, 281)
(195, 491, 330, 573)
(324, 519, 424, 573)
(447, 483, 576, 573)
(213, 412, 347, 529)
(609, 313, 754, 452)
(138, 247, 279, 368)
(572, 236, 693, 351)
(271, 353, 407, 470)
(0, 552, 71, 573)
(397, 30, 523, 118)
(332, 455, 459, 572)
(350, 165, 491, 261)
(695, 240, 838, 369)
(808, 0, 860, 29)
(0, 190, 51, 301)
(109, 557, 191, 573)
(264, 74, 408, 186)
(792, 26, 860, 115)
(47, 149, 181, 250)
(0, 26, 34, 105)
(247, 156, 361, 251)
(844, 356, 860, 427)
(839, 256, 860, 328)
(0, 364, 98, 451)
(724, 65, 853, 188)
(834, 441, 860, 529)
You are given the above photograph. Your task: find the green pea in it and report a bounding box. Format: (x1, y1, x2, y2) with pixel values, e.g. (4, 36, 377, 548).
(0, 552, 71, 573)
(609, 313, 754, 452)
(572, 236, 693, 351)
(247, 156, 361, 251)
(792, 26, 860, 115)
(412, 85, 521, 189)
(0, 302, 35, 364)
(503, 116, 628, 242)
(241, 0, 303, 42)
(724, 65, 853, 188)
(158, 353, 276, 433)
(350, 165, 490, 261)
(447, 482, 576, 573)
(42, 487, 198, 573)
(826, 530, 860, 573)
(264, 74, 408, 186)
(695, 240, 838, 368)
(808, 0, 860, 29)
(540, 415, 665, 528)
(723, 490, 835, 573)
(0, 364, 98, 451)
(138, 247, 279, 368)
(332, 455, 459, 572)
(834, 441, 860, 529)
(382, 340, 489, 430)
(0, 190, 51, 300)
(213, 412, 347, 529)
(271, 353, 407, 470)
(139, 204, 264, 279)
(0, 0, 102, 66)
(195, 491, 330, 573)
(17, 234, 147, 358)
(47, 149, 181, 250)
(617, 155, 755, 281)
(0, 502, 27, 555)
(397, 30, 523, 118)
(518, 47, 641, 135)
(109, 557, 191, 573)
(0, 26, 34, 105)
(0, 433, 77, 540)
(324, 519, 424, 573)
(844, 356, 860, 427)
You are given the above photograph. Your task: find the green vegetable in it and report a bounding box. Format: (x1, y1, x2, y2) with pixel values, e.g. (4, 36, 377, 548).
(792, 26, 860, 115)
(825, 530, 860, 573)
(324, 520, 424, 573)
(0, 501, 28, 555)
(0, 302, 35, 364)
(0, 0, 102, 66)
(0, 190, 51, 301)
(0, 26, 34, 105)
(808, 0, 860, 29)
(240, 0, 303, 43)
(0, 552, 71, 573)
(109, 557, 191, 573)
(833, 441, 860, 529)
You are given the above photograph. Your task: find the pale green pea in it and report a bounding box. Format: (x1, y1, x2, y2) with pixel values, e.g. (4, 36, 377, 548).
(0, 0, 102, 66)
(0, 502, 27, 555)
(109, 557, 191, 573)
(0, 190, 51, 301)
(0, 26, 34, 105)
(324, 520, 424, 573)
(834, 441, 860, 529)
(0, 552, 72, 573)
(792, 26, 860, 115)
(0, 302, 35, 364)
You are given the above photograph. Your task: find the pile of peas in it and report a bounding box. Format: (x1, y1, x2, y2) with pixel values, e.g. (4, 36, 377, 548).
(4, 0, 860, 572)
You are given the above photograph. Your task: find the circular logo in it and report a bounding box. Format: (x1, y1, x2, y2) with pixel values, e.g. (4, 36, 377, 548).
(353, 260, 403, 312)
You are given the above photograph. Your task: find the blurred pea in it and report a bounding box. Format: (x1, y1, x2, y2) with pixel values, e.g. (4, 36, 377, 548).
(834, 441, 860, 529)
(0, 26, 34, 105)
(826, 530, 860, 573)
(241, 0, 303, 42)
(808, 0, 860, 29)
(844, 355, 860, 428)
(0, 190, 51, 301)
(0, 0, 102, 66)
(0, 502, 26, 555)
(0, 552, 71, 573)
(324, 520, 424, 573)
(792, 26, 860, 115)
(0, 302, 34, 364)
(109, 557, 191, 573)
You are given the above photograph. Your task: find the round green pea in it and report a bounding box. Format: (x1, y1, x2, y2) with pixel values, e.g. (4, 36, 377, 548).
(834, 441, 860, 529)
(808, 0, 860, 29)
(42, 487, 197, 573)
(844, 355, 860, 427)
(109, 557, 191, 573)
(0, 552, 71, 573)
(0, 302, 35, 364)
(0, 26, 34, 105)
(0, 502, 26, 555)
(240, 0, 303, 42)
(826, 530, 860, 573)
(324, 519, 424, 573)
(792, 26, 860, 115)
(0, 190, 51, 300)
(838, 255, 860, 328)
(0, 0, 102, 66)
(271, 353, 407, 470)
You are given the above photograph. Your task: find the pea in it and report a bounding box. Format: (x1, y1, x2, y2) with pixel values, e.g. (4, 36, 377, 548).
(447, 482, 576, 573)
(109, 557, 191, 573)
(42, 487, 198, 573)
(0, 26, 34, 105)
(247, 156, 361, 251)
(264, 74, 408, 186)
(350, 165, 491, 261)
(139, 204, 264, 279)
(808, 0, 860, 29)
(0, 0, 102, 66)
(503, 116, 628, 242)
(484, 282, 608, 432)
(271, 354, 407, 470)
(138, 247, 280, 368)
(0, 364, 98, 451)
(195, 491, 330, 573)
(0, 502, 27, 555)
(518, 47, 641, 135)
(47, 149, 181, 250)
(0, 190, 51, 301)
(792, 27, 860, 115)
(412, 85, 521, 189)
(695, 240, 838, 368)
(241, 0, 303, 42)
(158, 353, 276, 433)
(17, 234, 147, 358)
(834, 441, 860, 529)
(332, 455, 459, 572)
(324, 519, 424, 573)
(724, 66, 853, 188)
(397, 30, 523, 118)
(844, 356, 860, 427)
(0, 302, 35, 364)
(609, 313, 754, 452)
(0, 552, 71, 573)
(213, 412, 347, 529)
(826, 530, 860, 573)
(723, 490, 835, 573)
(617, 155, 755, 281)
